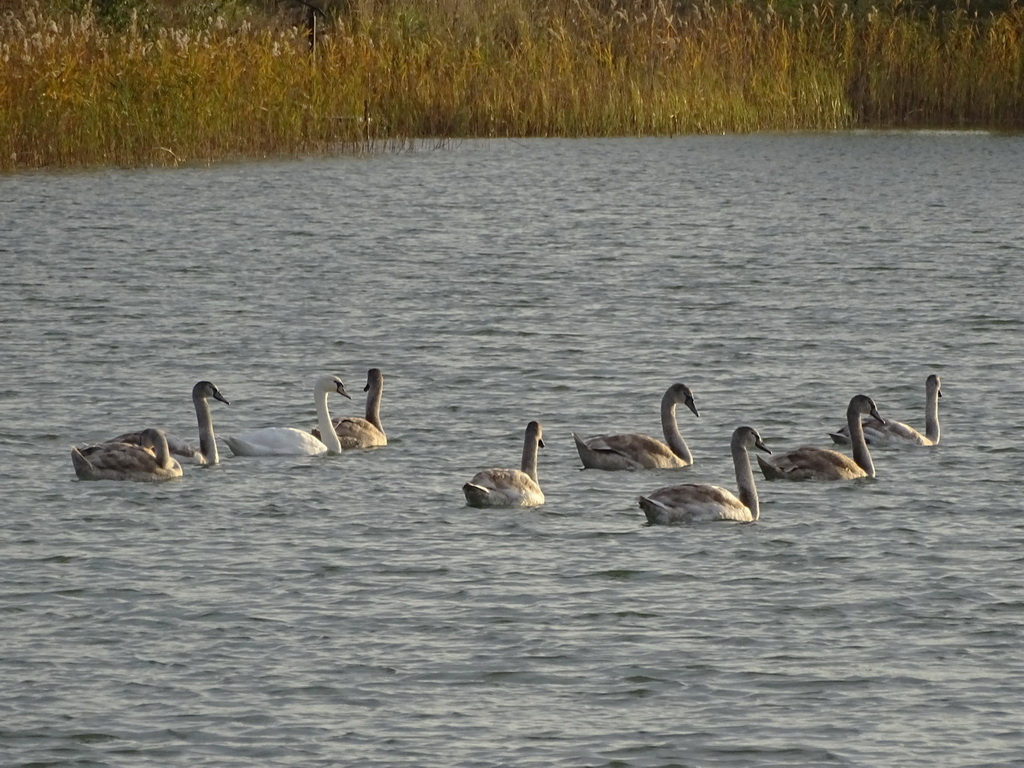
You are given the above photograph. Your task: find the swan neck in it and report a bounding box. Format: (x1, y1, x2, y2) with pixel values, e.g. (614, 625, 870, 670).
(154, 434, 174, 469)
(848, 406, 876, 477)
(661, 397, 693, 463)
(194, 392, 219, 465)
(365, 380, 384, 431)
(925, 386, 941, 443)
(521, 433, 540, 484)
(732, 441, 759, 520)
(315, 386, 342, 453)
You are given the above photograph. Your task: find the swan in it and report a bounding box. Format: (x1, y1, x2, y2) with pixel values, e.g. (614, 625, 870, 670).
(757, 394, 885, 481)
(110, 380, 230, 466)
(72, 427, 183, 482)
(224, 375, 351, 457)
(572, 382, 699, 470)
(830, 374, 941, 447)
(463, 421, 545, 508)
(311, 367, 387, 449)
(638, 426, 770, 524)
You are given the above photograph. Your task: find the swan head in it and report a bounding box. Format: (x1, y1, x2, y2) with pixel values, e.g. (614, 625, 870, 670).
(927, 374, 942, 398)
(364, 368, 383, 392)
(849, 394, 884, 425)
(668, 382, 699, 418)
(316, 375, 351, 399)
(194, 380, 230, 405)
(527, 420, 545, 448)
(733, 425, 771, 455)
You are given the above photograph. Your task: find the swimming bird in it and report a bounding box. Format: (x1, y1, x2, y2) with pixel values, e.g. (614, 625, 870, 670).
(110, 380, 229, 465)
(71, 427, 183, 482)
(830, 374, 941, 446)
(638, 426, 770, 524)
(311, 367, 387, 449)
(757, 394, 885, 481)
(224, 375, 350, 456)
(463, 421, 545, 508)
(572, 382, 699, 470)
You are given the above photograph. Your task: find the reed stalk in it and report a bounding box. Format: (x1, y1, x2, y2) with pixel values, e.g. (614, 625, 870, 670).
(1, 0, 1022, 169)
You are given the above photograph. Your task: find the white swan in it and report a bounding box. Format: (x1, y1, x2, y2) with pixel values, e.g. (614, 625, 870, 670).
(110, 380, 229, 466)
(758, 394, 885, 481)
(463, 421, 545, 508)
(830, 374, 941, 446)
(224, 375, 350, 457)
(311, 367, 387, 449)
(572, 382, 699, 470)
(638, 426, 770, 524)
(72, 427, 183, 482)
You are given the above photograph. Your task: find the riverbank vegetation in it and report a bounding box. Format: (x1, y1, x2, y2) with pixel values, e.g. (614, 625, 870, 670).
(1, 0, 1022, 169)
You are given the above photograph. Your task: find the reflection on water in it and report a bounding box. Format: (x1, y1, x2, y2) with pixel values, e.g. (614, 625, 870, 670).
(1, 133, 1023, 766)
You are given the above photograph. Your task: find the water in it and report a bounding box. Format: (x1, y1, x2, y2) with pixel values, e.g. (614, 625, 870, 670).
(2, 133, 1023, 766)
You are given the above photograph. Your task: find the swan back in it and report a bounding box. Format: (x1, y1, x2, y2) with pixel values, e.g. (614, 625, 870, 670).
(639, 426, 769, 524)
(72, 427, 183, 482)
(463, 421, 545, 508)
(574, 381, 699, 470)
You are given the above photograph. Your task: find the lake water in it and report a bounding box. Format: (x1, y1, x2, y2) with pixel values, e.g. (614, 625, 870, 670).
(2, 133, 1023, 766)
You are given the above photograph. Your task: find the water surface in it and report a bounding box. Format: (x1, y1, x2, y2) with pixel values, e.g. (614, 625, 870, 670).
(2, 133, 1023, 766)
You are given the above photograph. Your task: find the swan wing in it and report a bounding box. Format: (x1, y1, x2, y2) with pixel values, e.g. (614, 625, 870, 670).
(312, 417, 387, 449)
(109, 430, 207, 464)
(830, 418, 928, 446)
(575, 432, 685, 470)
(334, 417, 387, 448)
(225, 428, 328, 457)
(72, 442, 182, 481)
(639, 484, 750, 524)
(758, 447, 866, 481)
(463, 468, 544, 508)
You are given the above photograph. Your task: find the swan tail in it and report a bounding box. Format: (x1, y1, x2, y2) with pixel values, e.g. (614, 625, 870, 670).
(756, 454, 784, 481)
(571, 432, 593, 467)
(463, 482, 491, 508)
(638, 495, 669, 524)
(71, 447, 96, 480)
(828, 432, 850, 445)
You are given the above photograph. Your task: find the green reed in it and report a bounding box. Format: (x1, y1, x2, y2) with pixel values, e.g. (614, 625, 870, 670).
(1, 0, 1022, 169)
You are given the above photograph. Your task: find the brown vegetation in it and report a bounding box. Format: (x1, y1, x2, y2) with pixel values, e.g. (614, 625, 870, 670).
(1, 0, 1022, 169)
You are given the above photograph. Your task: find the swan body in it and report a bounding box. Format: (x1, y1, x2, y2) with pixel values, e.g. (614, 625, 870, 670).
(311, 368, 387, 449)
(225, 375, 350, 457)
(573, 382, 699, 470)
(638, 426, 770, 524)
(758, 394, 885, 481)
(72, 427, 183, 482)
(463, 421, 545, 508)
(110, 381, 230, 465)
(830, 374, 941, 446)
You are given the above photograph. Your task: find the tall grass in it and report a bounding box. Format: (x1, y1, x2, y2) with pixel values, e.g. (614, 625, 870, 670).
(1, 0, 1022, 169)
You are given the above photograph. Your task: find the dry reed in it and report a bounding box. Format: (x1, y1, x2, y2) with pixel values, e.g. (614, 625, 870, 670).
(1, 0, 1022, 169)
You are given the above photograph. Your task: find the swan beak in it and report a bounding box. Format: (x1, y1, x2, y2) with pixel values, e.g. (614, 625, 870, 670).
(336, 384, 352, 399)
(214, 391, 230, 405)
(538, 438, 545, 449)
(686, 399, 700, 418)
(755, 437, 771, 455)
(869, 406, 885, 425)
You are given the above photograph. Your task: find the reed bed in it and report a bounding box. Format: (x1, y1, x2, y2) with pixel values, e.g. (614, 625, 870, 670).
(1, 0, 1023, 169)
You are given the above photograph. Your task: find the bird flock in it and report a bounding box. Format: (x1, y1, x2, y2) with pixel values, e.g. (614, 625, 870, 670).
(71, 372, 942, 526)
